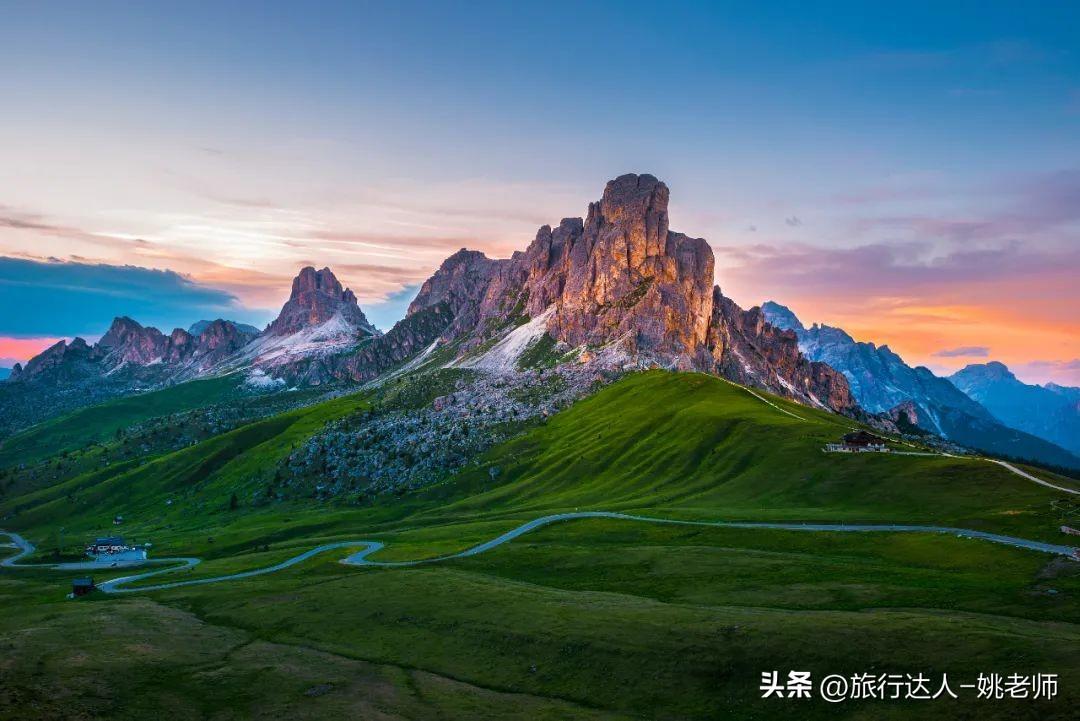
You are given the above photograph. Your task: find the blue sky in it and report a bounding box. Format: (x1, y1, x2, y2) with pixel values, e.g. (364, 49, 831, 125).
(0, 2, 1077, 382)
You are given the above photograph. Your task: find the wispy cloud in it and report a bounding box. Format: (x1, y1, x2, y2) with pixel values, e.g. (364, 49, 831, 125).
(751, 170, 1080, 377)
(0, 204, 141, 249)
(715, 238, 1080, 295)
(850, 169, 1080, 243)
(1013, 358, 1080, 386)
(932, 346, 990, 358)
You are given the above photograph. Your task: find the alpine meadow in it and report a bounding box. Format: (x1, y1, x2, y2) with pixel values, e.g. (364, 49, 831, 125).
(2, 4, 1079, 720)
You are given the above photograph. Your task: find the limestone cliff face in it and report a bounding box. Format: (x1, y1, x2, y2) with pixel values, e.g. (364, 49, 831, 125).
(399, 172, 854, 413)
(707, 291, 855, 412)
(409, 250, 503, 339)
(10, 337, 97, 382)
(188, 320, 258, 368)
(97, 317, 169, 365)
(408, 174, 714, 363)
(532, 174, 713, 360)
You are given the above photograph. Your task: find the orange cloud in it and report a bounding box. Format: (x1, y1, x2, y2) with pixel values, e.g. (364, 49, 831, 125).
(716, 239, 1080, 385)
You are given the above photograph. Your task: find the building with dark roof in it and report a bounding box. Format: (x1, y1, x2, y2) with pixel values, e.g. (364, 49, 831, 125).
(825, 431, 889, 453)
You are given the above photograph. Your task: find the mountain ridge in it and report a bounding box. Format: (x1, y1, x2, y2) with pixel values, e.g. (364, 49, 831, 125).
(950, 362, 1080, 456)
(762, 300, 1080, 470)
(1, 174, 880, 435)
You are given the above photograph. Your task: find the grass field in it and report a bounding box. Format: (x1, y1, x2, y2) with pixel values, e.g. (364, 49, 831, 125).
(2, 370, 1078, 719)
(0, 374, 243, 469)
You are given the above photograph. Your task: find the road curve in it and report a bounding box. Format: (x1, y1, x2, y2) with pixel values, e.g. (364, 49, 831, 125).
(727, 375, 1080, 497)
(985, 459, 1080, 496)
(3, 512, 1076, 595)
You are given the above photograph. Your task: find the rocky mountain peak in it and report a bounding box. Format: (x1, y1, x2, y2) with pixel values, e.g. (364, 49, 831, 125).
(97, 316, 167, 365)
(99, 316, 155, 347)
(953, 361, 1016, 385)
(267, 266, 375, 337)
(409, 250, 501, 317)
(391, 173, 852, 411)
(949, 361, 1080, 458)
(291, 266, 346, 300)
(761, 301, 806, 334)
(536, 172, 713, 358)
(593, 173, 670, 257)
(9, 335, 97, 383)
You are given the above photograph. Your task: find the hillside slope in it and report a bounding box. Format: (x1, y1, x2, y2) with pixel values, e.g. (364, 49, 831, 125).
(424, 372, 1077, 540)
(762, 301, 1080, 470)
(0, 375, 243, 468)
(3, 370, 1079, 721)
(4, 371, 1075, 553)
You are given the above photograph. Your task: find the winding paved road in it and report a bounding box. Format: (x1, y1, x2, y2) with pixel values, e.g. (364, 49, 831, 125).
(986, 459, 1080, 496)
(3, 512, 1076, 595)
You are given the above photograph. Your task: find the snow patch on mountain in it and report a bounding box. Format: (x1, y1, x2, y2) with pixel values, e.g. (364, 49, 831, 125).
(458, 307, 555, 373)
(238, 313, 368, 367)
(245, 368, 286, 389)
(385, 339, 443, 380)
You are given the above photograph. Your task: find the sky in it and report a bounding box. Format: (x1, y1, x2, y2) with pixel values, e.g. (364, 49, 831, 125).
(0, 1, 1077, 384)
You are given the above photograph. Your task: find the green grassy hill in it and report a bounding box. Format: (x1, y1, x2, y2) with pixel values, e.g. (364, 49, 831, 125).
(2, 370, 1078, 720)
(1, 389, 372, 542)
(4, 370, 1076, 561)
(422, 372, 1078, 540)
(0, 374, 242, 469)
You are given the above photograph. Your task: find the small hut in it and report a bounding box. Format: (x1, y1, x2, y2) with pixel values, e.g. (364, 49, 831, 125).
(72, 577, 95, 597)
(841, 431, 888, 450)
(825, 431, 889, 453)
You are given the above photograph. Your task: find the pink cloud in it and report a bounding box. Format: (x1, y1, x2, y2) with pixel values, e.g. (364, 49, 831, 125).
(1012, 359, 1080, 386)
(0, 336, 67, 364)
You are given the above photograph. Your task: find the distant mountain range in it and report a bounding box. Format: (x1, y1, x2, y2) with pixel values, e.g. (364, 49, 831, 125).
(762, 302, 1080, 470)
(950, 362, 1080, 457)
(189, 319, 261, 336)
(0, 368, 10, 381)
(0, 266, 380, 434)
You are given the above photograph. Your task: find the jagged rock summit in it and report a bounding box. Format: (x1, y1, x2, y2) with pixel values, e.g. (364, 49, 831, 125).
(266, 266, 375, 336)
(408, 174, 712, 364)
(406, 173, 854, 412)
(9, 315, 261, 386)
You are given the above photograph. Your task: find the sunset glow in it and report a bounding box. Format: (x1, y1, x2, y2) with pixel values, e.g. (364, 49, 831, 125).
(1, 3, 1077, 384)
